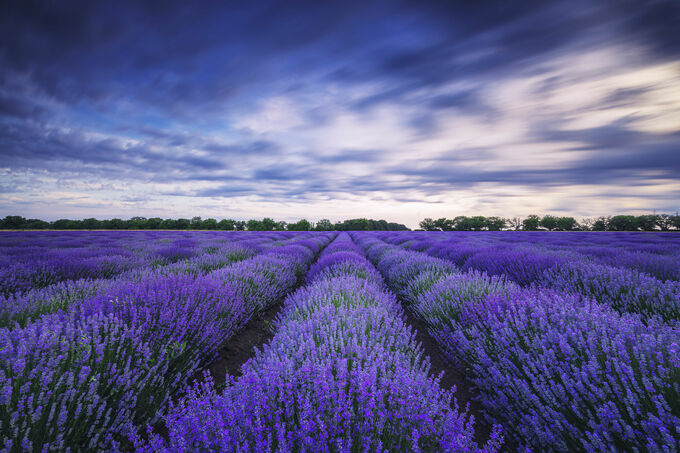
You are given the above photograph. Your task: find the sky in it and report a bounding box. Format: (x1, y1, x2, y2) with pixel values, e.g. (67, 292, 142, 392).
(1, 0, 679, 228)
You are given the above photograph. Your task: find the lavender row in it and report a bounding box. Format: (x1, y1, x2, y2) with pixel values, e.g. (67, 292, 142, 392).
(393, 231, 680, 282)
(396, 231, 680, 257)
(0, 231, 308, 329)
(353, 233, 680, 451)
(0, 232, 321, 333)
(137, 233, 501, 452)
(0, 233, 333, 452)
(0, 242, 257, 330)
(380, 233, 680, 324)
(0, 231, 297, 297)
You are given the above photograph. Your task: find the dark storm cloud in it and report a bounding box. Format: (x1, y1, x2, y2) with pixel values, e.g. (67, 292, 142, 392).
(0, 120, 279, 181)
(535, 120, 680, 178)
(2, 0, 678, 116)
(0, 93, 47, 119)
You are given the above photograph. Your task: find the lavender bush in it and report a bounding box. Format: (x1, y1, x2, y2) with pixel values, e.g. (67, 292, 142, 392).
(137, 233, 500, 452)
(356, 233, 680, 451)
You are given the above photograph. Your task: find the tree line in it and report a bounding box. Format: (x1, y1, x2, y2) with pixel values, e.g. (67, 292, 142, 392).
(2, 214, 679, 232)
(419, 214, 680, 231)
(0, 216, 409, 231)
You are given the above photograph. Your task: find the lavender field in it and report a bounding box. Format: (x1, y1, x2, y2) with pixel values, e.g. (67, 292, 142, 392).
(1, 231, 679, 452)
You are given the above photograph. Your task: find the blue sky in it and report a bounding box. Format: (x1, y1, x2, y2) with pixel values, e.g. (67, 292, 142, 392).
(1, 0, 679, 227)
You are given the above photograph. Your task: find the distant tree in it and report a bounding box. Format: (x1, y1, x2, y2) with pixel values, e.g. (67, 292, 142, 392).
(0, 216, 27, 229)
(656, 214, 673, 231)
(25, 219, 50, 229)
(175, 218, 191, 230)
(556, 217, 578, 231)
(52, 219, 78, 229)
(246, 219, 263, 231)
(508, 217, 522, 230)
(522, 215, 540, 231)
(333, 218, 407, 231)
(608, 215, 638, 231)
(433, 217, 454, 231)
(471, 216, 489, 231)
(128, 216, 148, 229)
(539, 215, 559, 231)
(202, 218, 218, 230)
(452, 216, 470, 231)
(485, 217, 506, 231)
(261, 218, 277, 230)
(636, 215, 657, 231)
(452, 216, 487, 231)
(369, 219, 389, 231)
(671, 215, 680, 230)
(451, 216, 468, 230)
(336, 218, 370, 231)
(158, 218, 174, 229)
(580, 218, 594, 231)
(419, 218, 438, 231)
(315, 219, 334, 231)
(217, 219, 235, 230)
(287, 219, 311, 231)
(81, 218, 102, 230)
(234, 220, 246, 231)
(591, 217, 608, 231)
(146, 217, 163, 229)
(189, 216, 202, 229)
(387, 222, 409, 231)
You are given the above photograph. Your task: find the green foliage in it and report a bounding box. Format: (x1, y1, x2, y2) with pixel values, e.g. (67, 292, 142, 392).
(608, 215, 638, 231)
(201, 218, 218, 230)
(3, 212, 677, 232)
(672, 215, 680, 230)
(522, 215, 540, 231)
(636, 215, 657, 231)
(419, 218, 438, 231)
(333, 218, 409, 231)
(485, 217, 506, 231)
(287, 219, 311, 231)
(556, 217, 578, 231)
(217, 219, 235, 230)
(539, 215, 558, 231)
(435, 218, 455, 231)
(592, 217, 608, 231)
(246, 217, 280, 231)
(314, 219, 334, 231)
(416, 213, 677, 232)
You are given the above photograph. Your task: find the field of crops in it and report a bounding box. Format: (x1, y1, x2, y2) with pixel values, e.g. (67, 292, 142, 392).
(1, 230, 679, 452)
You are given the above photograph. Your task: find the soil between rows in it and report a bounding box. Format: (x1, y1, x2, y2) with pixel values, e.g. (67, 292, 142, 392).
(205, 301, 283, 385)
(396, 302, 500, 448)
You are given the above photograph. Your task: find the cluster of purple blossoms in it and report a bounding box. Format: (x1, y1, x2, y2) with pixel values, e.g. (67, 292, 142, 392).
(380, 232, 680, 324)
(2, 229, 678, 451)
(137, 233, 501, 452)
(1, 231, 332, 451)
(353, 232, 679, 451)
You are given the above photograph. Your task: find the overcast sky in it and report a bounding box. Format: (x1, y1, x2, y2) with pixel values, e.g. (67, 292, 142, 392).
(1, 0, 679, 228)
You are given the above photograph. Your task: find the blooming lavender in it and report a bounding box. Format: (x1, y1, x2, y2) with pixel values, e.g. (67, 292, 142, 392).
(0, 231, 332, 452)
(354, 232, 680, 451)
(137, 233, 500, 452)
(2, 229, 678, 451)
(542, 260, 680, 323)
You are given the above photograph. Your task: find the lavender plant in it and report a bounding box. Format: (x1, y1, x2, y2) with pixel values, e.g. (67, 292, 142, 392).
(137, 234, 500, 452)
